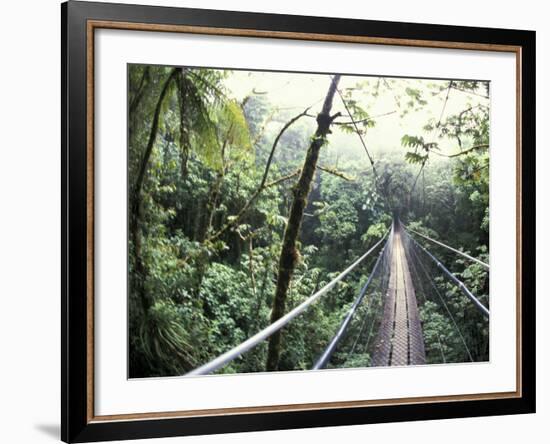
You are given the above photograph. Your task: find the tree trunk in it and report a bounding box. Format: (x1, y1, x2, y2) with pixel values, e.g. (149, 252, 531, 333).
(176, 68, 190, 179)
(265, 75, 341, 371)
(132, 68, 177, 207)
(198, 124, 231, 242)
(130, 68, 177, 310)
(199, 172, 224, 242)
(129, 66, 151, 117)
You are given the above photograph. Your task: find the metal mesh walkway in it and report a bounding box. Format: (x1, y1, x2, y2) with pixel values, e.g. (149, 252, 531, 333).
(372, 227, 426, 366)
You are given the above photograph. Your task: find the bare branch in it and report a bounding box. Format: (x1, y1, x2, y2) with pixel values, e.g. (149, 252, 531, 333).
(264, 169, 301, 188)
(317, 165, 354, 181)
(450, 84, 490, 99)
(207, 107, 310, 242)
(251, 109, 277, 147)
(333, 110, 397, 126)
(432, 144, 489, 158)
(129, 66, 151, 116)
(259, 108, 310, 189)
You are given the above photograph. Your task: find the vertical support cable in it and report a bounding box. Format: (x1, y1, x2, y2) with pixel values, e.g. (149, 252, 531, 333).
(405, 229, 490, 318)
(312, 235, 390, 370)
(405, 232, 474, 362)
(346, 225, 394, 362)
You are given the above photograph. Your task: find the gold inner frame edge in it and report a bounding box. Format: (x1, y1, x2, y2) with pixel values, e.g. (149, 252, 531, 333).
(85, 19, 523, 423)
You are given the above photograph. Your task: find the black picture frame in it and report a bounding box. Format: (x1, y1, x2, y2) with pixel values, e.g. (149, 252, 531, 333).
(62, 1, 536, 442)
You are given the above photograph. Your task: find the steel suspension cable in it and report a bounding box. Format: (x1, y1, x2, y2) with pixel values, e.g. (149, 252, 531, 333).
(313, 236, 389, 370)
(406, 233, 474, 362)
(403, 236, 447, 362)
(185, 231, 389, 376)
(403, 235, 427, 305)
(330, 76, 393, 211)
(346, 237, 392, 361)
(405, 225, 489, 269)
(348, 273, 384, 359)
(346, 306, 371, 360)
(436, 335, 447, 363)
(405, 229, 490, 318)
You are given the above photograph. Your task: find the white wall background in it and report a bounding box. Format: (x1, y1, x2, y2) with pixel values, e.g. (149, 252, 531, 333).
(0, 1, 546, 443)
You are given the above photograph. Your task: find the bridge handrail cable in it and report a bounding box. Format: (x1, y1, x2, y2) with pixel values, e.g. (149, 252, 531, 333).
(185, 230, 390, 376)
(404, 229, 490, 319)
(406, 235, 475, 361)
(312, 235, 389, 369)
(405, 225, 489, 270)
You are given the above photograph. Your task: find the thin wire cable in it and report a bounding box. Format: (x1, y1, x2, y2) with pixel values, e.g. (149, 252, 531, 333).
(409, 81, 453, 200)
(346, 307, 371, 359)
(329, 75, 393, 211)
(403, 235, 427, 305)
(406, 233, 471, 361)
(315, 231, 393, 368)
(185, 231, 389, 376)
(405, 229, 489, 318)
(405, 225, 489, 269)
(436, 335, 447, 363)
(403, 235, 446, 362)
(405, 232, 474, 362)
(312, 240, 387, 369)
(333, 81, 376, 168)
(345, 242, 390, 360)
(345, 223, 394, 364)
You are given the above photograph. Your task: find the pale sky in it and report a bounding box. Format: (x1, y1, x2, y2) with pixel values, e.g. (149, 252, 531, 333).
(223, 70, 489, 169)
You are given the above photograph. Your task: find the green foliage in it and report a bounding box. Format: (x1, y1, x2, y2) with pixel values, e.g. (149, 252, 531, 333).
(361, 222, 388, 245)
(128, 66, 490, 376)
(316, 199, 358, 242)
(401, 134, 438, 165)
(405, 151, 429, 164)
(140, 299, 202, 373)
(404, 87, 428, 107)
(216, 99, 253, 165)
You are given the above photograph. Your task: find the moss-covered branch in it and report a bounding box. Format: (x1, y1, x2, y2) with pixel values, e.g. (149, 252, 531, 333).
(266, 75, 341, 371)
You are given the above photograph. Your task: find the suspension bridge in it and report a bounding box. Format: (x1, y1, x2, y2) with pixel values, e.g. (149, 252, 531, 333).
(186, 220, 490, 376)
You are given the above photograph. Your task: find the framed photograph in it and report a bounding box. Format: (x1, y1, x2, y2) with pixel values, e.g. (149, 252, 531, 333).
(62, 1, 535, 442)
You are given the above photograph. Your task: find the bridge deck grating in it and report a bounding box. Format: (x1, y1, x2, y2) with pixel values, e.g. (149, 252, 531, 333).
(372, 227, 426, 367)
